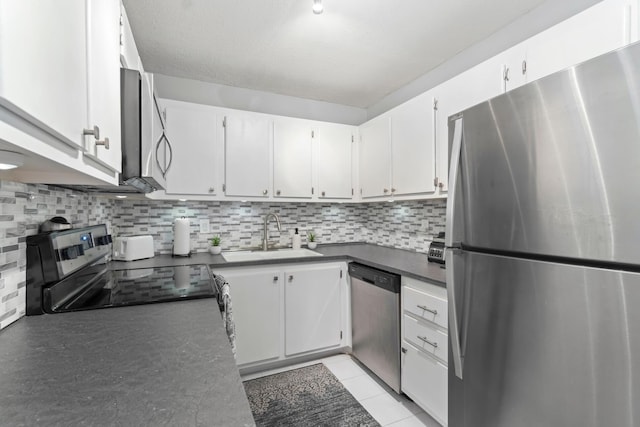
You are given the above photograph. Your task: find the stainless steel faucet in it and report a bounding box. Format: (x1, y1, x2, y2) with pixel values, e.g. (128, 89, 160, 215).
(262, 213, 282, 251)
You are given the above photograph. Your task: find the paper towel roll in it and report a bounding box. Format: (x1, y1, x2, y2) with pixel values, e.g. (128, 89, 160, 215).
(173, 217, 191, 256)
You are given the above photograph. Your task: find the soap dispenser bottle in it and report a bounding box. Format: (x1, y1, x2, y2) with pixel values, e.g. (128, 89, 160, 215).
(292, 228, 301, 250)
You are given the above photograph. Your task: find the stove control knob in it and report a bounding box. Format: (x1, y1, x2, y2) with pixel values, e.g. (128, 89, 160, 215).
(59, 244, 85, 260)
(94, 235, 112, 246)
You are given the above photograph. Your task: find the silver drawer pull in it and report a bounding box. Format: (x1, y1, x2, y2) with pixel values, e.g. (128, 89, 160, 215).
(417, 304, 437, 316)
(417, 335, 438, 348)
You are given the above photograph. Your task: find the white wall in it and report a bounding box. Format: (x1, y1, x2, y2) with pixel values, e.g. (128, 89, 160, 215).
(154, 74, 368, 125)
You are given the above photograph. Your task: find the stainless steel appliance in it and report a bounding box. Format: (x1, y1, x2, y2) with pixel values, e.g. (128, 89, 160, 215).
(26, 225, 219, 316)
(446, 41, 640, 427)
(349, 262, 401, 393)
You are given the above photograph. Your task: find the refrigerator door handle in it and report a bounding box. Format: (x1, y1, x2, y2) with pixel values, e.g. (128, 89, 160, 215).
(447, 247, 464, 379)
(446, 116, 463, 248)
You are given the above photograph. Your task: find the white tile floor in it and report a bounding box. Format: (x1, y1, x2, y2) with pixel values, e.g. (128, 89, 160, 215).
(241, 354, 442, 427)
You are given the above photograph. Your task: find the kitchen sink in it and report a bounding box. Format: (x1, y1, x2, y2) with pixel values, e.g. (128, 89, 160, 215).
(222, 248, 323, 262)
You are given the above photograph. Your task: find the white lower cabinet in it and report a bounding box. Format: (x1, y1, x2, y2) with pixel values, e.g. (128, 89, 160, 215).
(222, 268, 282, 366)
(401, 276, 448, 426)
(402, 342, 448, 425)
(284, 264, 342, 356)
(220, 262, 348, 368)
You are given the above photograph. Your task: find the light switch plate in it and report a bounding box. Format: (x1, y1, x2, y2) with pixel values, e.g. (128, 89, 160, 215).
(199, 220, 210, 234)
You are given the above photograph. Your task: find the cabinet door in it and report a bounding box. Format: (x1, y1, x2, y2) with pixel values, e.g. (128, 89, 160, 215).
(359, 115, 392, 198)
(526, 0, 630, 83)
(401, 342, 448, 426)
(273, 119, 312, 198)
(391, 91, 436, 196)
(284, 265, 342, 356)
(0, 0, 87, 148)
(224, 114, 272, 197)
(164, 102, 217, 195)
(85, 0, 121, 172)
(224, 269, 282, 366)
(317, 123, 353, 199)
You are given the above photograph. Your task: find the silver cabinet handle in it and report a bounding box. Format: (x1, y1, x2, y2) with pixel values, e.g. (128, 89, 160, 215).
(288, 275, 293, 282)
(321, 191, 325, 197)
(383, 188, 389, 194)
(503, 66, 510, 82)
(263, 189, 268, 196)
(208, 187, 215, 193)
(95, 137, 110, 150)
(391, 188, 396, 193)
(273, 276, 279, 282)
(417, 335, 438, 348)
(276, 190, 281, 196)
(83, 125, 100, 139)
(417, 304, 437, 316)
(434, 177, 439, 187)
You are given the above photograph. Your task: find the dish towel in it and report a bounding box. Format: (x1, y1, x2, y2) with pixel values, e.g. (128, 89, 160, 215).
(214, 273, 236, 358)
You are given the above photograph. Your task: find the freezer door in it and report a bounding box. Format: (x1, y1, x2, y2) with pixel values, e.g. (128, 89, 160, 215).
(448, 249, 640, 427)
(450, 41, 640, 264)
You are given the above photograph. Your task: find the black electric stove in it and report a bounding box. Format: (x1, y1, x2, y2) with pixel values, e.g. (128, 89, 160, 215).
(26, 225, 218, 315)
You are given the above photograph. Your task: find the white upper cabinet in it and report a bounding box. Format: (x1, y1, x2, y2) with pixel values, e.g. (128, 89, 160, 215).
(500, 0, 633, 92)
(317, 123, 354, 199)
(525, 0, 632, 83)
(359, 114, 392, 198)
(0, 0, 88, 148)
(84, 0, 122, 172)
(273, 118, 313, 198)
(391, 91, 437, 196)
(224, 113, 272, 198)
(163, 101, 217, 195)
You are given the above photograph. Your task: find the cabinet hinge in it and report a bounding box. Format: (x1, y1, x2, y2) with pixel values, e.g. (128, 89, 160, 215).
(223, 183, 226, 192)
(351, 135, 354, 143)
(522, 60, 527, 75)
(311, 187, 314, 195)
(433, 98, 438, 111)
(360, 188, 363, 195)
(340, 270, 343, 278)
(351, 188, 354, 196)
(311, 130, 315, 138)
(222, 117, 227, 128)
(340, 331, 343, 340)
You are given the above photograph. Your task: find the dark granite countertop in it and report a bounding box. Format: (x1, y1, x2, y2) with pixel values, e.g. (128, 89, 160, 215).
(0, 299, 255, 427)
(111, 243, 446, 287)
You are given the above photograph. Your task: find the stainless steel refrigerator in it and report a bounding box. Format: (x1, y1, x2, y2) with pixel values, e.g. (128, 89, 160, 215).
(446, 41, 640, 427)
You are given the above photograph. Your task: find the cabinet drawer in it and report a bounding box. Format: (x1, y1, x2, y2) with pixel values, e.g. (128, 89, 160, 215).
(401, 341, 448, 426)
(404, 286, 448, 329)
(403, 314, 448, 363)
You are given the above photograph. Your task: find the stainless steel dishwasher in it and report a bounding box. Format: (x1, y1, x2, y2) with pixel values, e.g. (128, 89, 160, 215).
(349, 262, 401, 393)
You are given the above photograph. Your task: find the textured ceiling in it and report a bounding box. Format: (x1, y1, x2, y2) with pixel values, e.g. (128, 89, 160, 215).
(123, 0, 547, 108)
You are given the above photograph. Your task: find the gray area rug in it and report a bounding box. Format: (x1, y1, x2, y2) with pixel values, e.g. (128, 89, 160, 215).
(243, 363, 380, 426)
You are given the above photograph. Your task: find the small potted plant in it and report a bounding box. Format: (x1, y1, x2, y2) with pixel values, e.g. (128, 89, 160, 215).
(307, 231, 317, 250)
(209, 236, 222, 255)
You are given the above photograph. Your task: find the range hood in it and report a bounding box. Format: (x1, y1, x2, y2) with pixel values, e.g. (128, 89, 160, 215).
(63, 69, 170, 194)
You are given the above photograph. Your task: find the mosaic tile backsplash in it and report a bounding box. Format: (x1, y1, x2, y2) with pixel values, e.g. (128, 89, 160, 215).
(0, 177, 446, 330)
(112, 199, 446, 255)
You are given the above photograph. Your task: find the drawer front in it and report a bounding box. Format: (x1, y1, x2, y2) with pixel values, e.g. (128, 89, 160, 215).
(403, 314, 448, 363)
(401, 341, 448, 426)
(404, 286, 448, 329)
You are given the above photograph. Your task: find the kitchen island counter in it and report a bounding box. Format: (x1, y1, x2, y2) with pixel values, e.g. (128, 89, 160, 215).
(0, 299, 254, 427)
(112, 243, 446, 287)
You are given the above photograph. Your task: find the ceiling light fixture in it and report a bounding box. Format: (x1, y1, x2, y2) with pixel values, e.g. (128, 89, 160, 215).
(312, 0, 323, 14)
(0, 150, 25, 170)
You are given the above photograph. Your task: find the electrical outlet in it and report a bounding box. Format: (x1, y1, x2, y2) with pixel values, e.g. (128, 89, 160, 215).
(199, 220, 210, 234)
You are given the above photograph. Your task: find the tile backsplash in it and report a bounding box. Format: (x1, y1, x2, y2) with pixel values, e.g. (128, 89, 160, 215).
(112, 199, 446, 255)
(0, 177, 446, 330)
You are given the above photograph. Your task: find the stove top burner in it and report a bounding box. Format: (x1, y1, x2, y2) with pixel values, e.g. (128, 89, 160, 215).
(44, 264, 217, 313)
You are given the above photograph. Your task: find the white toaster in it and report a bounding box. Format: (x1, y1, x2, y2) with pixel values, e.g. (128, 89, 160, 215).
(112, 235, 155, 261)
